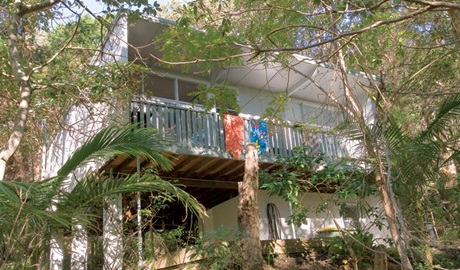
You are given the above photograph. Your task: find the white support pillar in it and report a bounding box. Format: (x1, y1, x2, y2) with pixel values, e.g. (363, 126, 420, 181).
(136, 156, 143, 268)
(103, 194, 123, 270)
(49, 231, 65, 270)
(71, 223, 88, 270)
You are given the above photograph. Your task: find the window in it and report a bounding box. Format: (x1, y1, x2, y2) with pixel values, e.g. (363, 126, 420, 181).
(178, 80, 200, 103)
(142, 73, 201, 104)
(341, 205, 362, 230)
(143, 75, 175, 100)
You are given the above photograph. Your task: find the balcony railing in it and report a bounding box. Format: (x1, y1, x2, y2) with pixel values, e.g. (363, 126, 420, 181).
(130, 99, 349, 160)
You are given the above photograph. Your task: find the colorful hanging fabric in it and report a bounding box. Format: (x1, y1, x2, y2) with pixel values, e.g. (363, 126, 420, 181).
(250, 119, 268, 155)
(223, 114, 244, 159)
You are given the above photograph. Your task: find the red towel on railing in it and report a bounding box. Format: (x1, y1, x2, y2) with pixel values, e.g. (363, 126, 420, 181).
(223, 114, 244, 159)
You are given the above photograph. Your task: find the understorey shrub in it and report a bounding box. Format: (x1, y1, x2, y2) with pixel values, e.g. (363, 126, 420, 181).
(189, 226, 245, 269)
(325, 231, 375, 268)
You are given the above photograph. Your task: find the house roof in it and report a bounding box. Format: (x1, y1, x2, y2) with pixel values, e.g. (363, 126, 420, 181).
(100, 14, 377, 105)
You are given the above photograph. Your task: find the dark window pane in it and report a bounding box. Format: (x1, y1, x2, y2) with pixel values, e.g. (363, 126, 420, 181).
(178, 80, 200, 103)
(144, 74, 175, 100)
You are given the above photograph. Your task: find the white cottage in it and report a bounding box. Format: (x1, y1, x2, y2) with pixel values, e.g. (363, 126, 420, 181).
(44, 13, 388, 269)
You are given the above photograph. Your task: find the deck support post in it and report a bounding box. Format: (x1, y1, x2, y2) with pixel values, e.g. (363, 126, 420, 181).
(49, 230, 65, 270)
(71, 223, 88, 270)
(237, 144, 263, 270)
(103, 194, 123, 270)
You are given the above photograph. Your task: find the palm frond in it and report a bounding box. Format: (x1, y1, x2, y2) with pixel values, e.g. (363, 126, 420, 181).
(0, 124, 206, 268)
(55, 172, 204, 227)
(420, 94, 460, 142)
(386, 94, 460, 189)
(45, 125, 172, 190)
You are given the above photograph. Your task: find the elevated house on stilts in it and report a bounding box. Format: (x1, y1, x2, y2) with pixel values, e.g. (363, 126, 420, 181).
(43, 14, 390, 269)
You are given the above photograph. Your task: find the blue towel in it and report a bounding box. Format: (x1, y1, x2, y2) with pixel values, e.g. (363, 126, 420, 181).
(250, 119, 268, 155)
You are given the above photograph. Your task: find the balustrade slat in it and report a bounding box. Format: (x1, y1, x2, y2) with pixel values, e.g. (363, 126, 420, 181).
(284, 127, 290, 154)
(179, 109, 186, 145)
(270, 125, 277, 155)
(168, 107, 177, 141)
(151, 105, 157, 132)
(219, 115, 225, 151)
(146, 103, 151, 128)
(204, 114, 209, 149)
(191, 111, 198, 147)
(209, 113, 215, 149)
(209, 113, 215, 148)
(280, 126, 287, 156)
(185, 110, 191, 146)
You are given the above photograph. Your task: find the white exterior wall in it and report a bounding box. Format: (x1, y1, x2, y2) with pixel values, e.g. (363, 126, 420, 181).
(204, 190, 390, 242)
(44, 104, 112, 182)
(46, 14, 129, 270)
(238, 87, 274, 118)
(44, 12, 129, 179)
(46, 104, 113, 270)
(91, 14, 128, 65)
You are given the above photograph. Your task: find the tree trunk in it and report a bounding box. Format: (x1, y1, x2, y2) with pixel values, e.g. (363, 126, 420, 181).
(448, 8, 460, 48)
(1, 2, 34, 181)
(237, 144, 263, 270)
(373, 165, 413, 270)
(336, 46, 414, 270)
(441, 150, 458, 189)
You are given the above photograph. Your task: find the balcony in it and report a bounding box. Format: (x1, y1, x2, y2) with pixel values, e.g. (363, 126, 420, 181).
(129, 99, 349, 161)
(100, 99, 350, 208)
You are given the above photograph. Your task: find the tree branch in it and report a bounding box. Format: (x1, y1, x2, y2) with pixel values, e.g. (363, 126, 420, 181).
(17, 0, 62, 16)
(149, 51, 255, 65)
(256, 5, 434, 54)
(404, 0, 460, 10)
(31, 13, 83, 74)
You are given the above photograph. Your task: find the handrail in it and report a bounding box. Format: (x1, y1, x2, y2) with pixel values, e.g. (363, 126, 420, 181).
(130, 100, 349, 159)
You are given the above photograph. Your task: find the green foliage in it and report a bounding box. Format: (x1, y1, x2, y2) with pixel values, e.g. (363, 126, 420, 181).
(189, 226, 246, 269)
(159, 1, 460, 268)
(384, 94, 460, 238)
(325, 231, 375, 268)
(0, 125, 204, 268)
(158, 226, 190, 252)
(1, 0, 165, 181)
(157, 22, 243, 73)
(432, 249, 460, 269)
(261, 93, 291, 120)
(192, 84, 241, 114)
(260, 145, 373, 226)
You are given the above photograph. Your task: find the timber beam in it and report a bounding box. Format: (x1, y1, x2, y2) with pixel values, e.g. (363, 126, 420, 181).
(161, 176, 238, 189)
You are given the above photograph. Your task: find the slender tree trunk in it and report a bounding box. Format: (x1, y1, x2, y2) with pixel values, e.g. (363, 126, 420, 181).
(441, 151, 458, 189)
(237, 144, 263, 270)
(448, 8, 460, 47)
(373, 161, 413, 270)
(336, 47, 414, 269)
(1, 0, 64, 181)
(1, 2, 34, 181)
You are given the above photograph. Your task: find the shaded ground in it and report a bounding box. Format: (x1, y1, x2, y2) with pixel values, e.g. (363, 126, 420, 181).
(263, 254, 339, 270)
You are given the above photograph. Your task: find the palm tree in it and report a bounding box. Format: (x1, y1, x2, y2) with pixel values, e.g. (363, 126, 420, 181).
(382, 94, 460, 267)
(0, 125, 204, 269)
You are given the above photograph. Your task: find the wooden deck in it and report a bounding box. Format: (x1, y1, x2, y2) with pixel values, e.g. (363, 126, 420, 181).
(100, 99, 350, 209)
